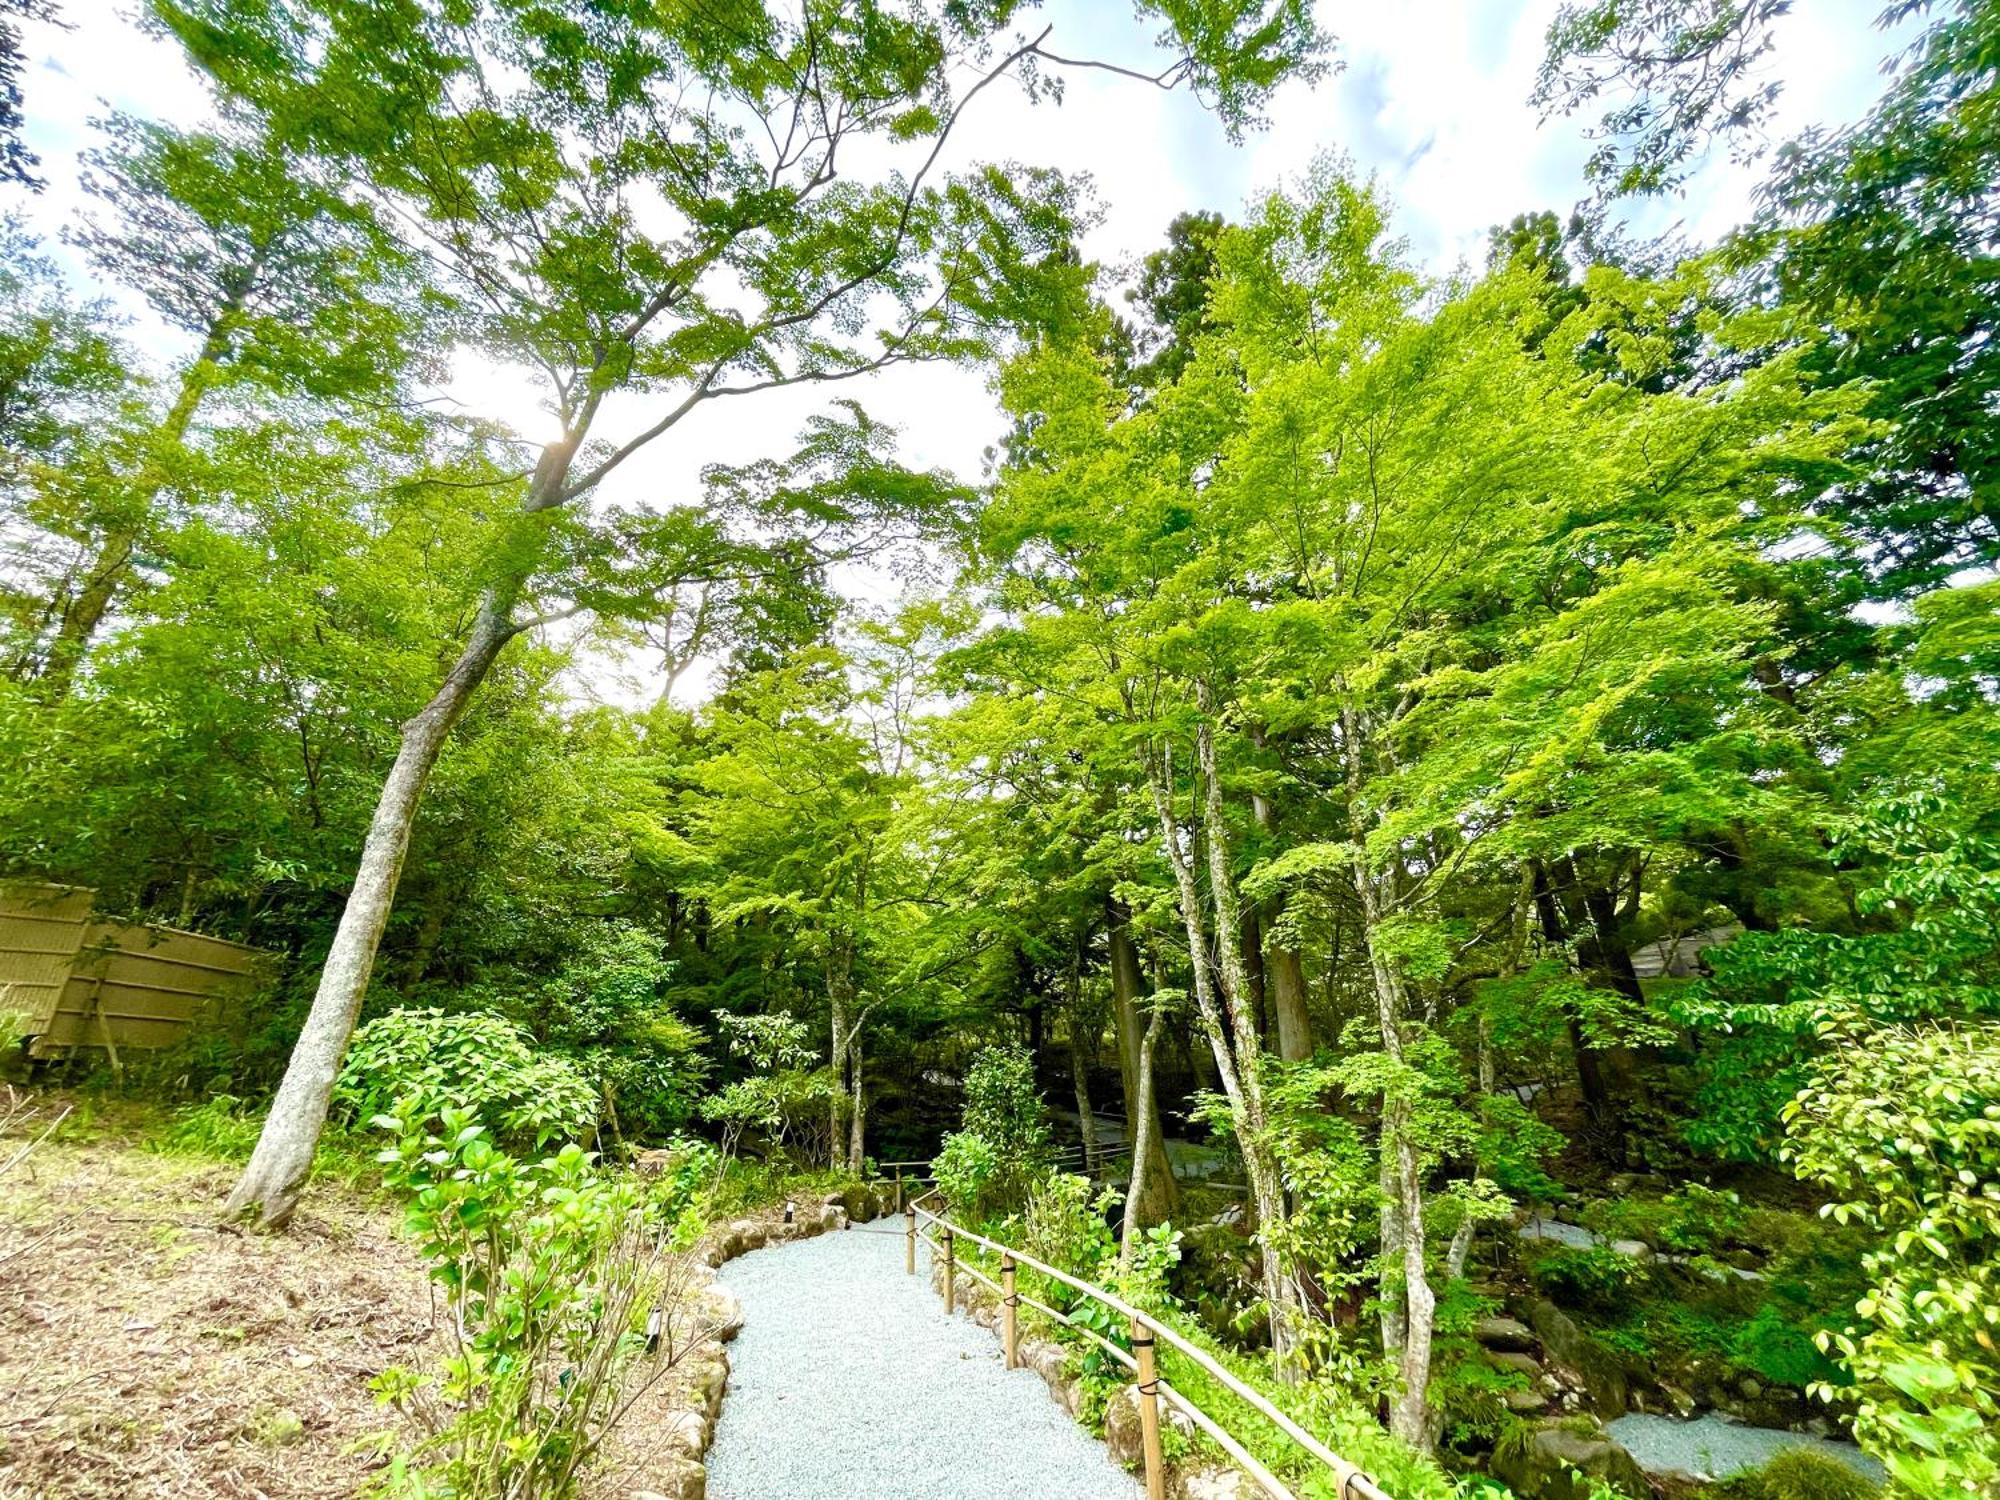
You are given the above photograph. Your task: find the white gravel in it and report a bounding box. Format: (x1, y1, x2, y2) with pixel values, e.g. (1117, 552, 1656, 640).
(705, 1225, 1141, 1500)
(1608, 1413, 1886, 1482)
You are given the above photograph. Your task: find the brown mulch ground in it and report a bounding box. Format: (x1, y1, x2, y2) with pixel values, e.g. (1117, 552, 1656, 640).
(0, 1098, 739, 1500)
(0, 1107, 440, 1500)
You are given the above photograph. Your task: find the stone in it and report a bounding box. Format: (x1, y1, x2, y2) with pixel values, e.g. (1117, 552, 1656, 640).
(700, 1282, 743, 1342)
(1659, 1383, 1697, 1419)
(1609, 1238, 1652, 1260)
(1505, 1387, 1551, 1415)
(1473, 1315, 1537, 1351)
(1485, 1349, 1544, 1378)
(1491, 1423, 1649, 1500)
(258, 1407, 304, 1446)
(1738, 1377, 1763, 1400)
(1105, 1385, 1145, 1467)
(633, 1148, 677, 1176)
(638, 1457, 706, 1500)
(1173, 1466, 1259, 1499)
(1021, 1337, 1070, 1404)
(1529, 1300, 1629, 1417)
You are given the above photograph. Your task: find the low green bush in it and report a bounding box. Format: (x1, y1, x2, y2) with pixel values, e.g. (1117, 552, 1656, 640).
(1714, 1448, 1879, 1500)
(335, 1007, 598, 1151)
(366, 1106, 691, 1499)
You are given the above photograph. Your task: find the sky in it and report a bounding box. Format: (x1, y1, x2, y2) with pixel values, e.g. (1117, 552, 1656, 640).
(14, 0, 1917, 697)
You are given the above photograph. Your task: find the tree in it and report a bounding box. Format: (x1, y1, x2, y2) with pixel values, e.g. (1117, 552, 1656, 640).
(154, 0, 1326, 1226)
(0, 1, 57, 190)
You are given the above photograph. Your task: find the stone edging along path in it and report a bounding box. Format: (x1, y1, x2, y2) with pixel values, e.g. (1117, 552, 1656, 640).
(624, 1188, 877, 1500)
(633, 1183, 1265, 1500)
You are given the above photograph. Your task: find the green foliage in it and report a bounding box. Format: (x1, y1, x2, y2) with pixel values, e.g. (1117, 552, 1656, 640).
(1785, 1021, 2000, 1496)
(367, 1107, 676, 1499)
(698, 1011, 834, 1163)
(1713, 1448, 1881, 1500)
(932, 1043, 1052, 1214)
(336, 1008, 598, 1153)
(1018, 1169, 1118, 1307)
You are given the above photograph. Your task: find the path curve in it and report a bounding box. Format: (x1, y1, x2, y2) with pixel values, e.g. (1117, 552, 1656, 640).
(705, 1226, 1140, 1500)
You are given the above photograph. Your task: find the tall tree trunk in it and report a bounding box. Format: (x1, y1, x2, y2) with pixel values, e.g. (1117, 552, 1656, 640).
(224, 592, 522, 1227)
(1357, 865, 1437, 1449)
(1147, 688, 1302, 1374)
(1247, 748, 1313, 1062)
(847, 1020, 865, 1173)
(1108, 899, 1178, 1224)
(1340, 699, 1436, 1449)
(1530, 860, 1619, 1127)
(829, 938, 853, 1172)
(1119, 993, 1167, 1268)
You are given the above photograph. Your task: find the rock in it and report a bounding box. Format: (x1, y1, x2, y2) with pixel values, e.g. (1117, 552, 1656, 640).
(657, 1407, 709, 1460)
(1529, 1300, 1629, 1417)
(1474, 1315, 1537, 1351)
(1105, 1385, 1145, 1467)
(1659, 1382, 1696, 1419)
(1492, 1423, 1649, 1500)
(1485, 1349, 1544, 1378)
(637, 1457, 706, 1500)
(823, 1184, 883, 1222)
(1021, 1337, 1070, 1405)
(1738, 1377, 1763, 1400)
(633, 1148, 678, 1176)
(259, 1408, 304, 1446)
(700, 1282, 743, 1342)
(1609, 1238, 1652, 1260)
(1505, 1387, 1552, 1415)
(1173, 1466, 1259, 1499)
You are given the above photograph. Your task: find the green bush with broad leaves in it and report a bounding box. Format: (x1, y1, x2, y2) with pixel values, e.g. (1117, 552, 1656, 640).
(366, 1106, 695, 1498)
(931, 1043, 1052, 1217)
(1784, 1021, 2000, 1497)
(336, 1007, 598, 1152)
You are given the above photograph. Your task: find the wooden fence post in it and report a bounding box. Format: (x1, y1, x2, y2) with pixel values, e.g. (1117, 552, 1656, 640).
(1132, 1316, 1165, 1500)
(905, 1202, 917, 1276)
(894, 1166, 904, 1211)
(1001, 1253, 1019, 1369)
(942, 1228, 956, 1314)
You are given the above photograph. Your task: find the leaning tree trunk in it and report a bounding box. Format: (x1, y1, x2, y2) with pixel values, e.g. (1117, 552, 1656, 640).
(224, 594, 521, 1227)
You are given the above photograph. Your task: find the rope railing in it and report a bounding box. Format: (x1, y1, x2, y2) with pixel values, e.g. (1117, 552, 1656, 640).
(901, 1190, 1391, 1500)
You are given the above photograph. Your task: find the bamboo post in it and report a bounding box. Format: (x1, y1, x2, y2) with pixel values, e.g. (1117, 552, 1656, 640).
(1132, 1316, 1165, 1500)
(1001, 1253, 1019, 1369)
(905, 1202, 917, 1276)
(942, 1228, 956, 1314)
(893, 1165, 903, 1211)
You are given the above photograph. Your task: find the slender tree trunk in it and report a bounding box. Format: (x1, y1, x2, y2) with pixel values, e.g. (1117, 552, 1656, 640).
(1339, 698, 1436, 1449)
(1108, 899, 1178, 1223)
(1147, 696, 1302, 1374)
(829, 941, 852, 1172)
(1119, 995, 1167, 1268)
(1068, 1042, 1098, 1178)
(224, 593, 521, 1227)
(847, 1020, 865, 1173)
(1248, 766, 1314, 1062)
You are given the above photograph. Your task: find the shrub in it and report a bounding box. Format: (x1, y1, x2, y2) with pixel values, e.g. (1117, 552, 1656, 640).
(1715, 1448, 1880, 1500)
(336, 1007, 597, 1151)
(1019, 1169, 1117, 1309)
(367, 1107, 703, 1498)
(932, 1130, 999, 1216)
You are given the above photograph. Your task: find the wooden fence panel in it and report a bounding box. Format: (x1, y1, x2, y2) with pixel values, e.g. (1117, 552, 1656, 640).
(36, 922, 264, 1057)
(0, 883, 95, 1033)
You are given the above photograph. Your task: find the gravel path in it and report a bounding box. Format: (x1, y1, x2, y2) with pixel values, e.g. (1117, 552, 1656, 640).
(705, 1226, 1140, 1500)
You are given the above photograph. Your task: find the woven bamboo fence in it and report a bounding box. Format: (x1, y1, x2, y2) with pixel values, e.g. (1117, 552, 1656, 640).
(0, 882, 268, 1066)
